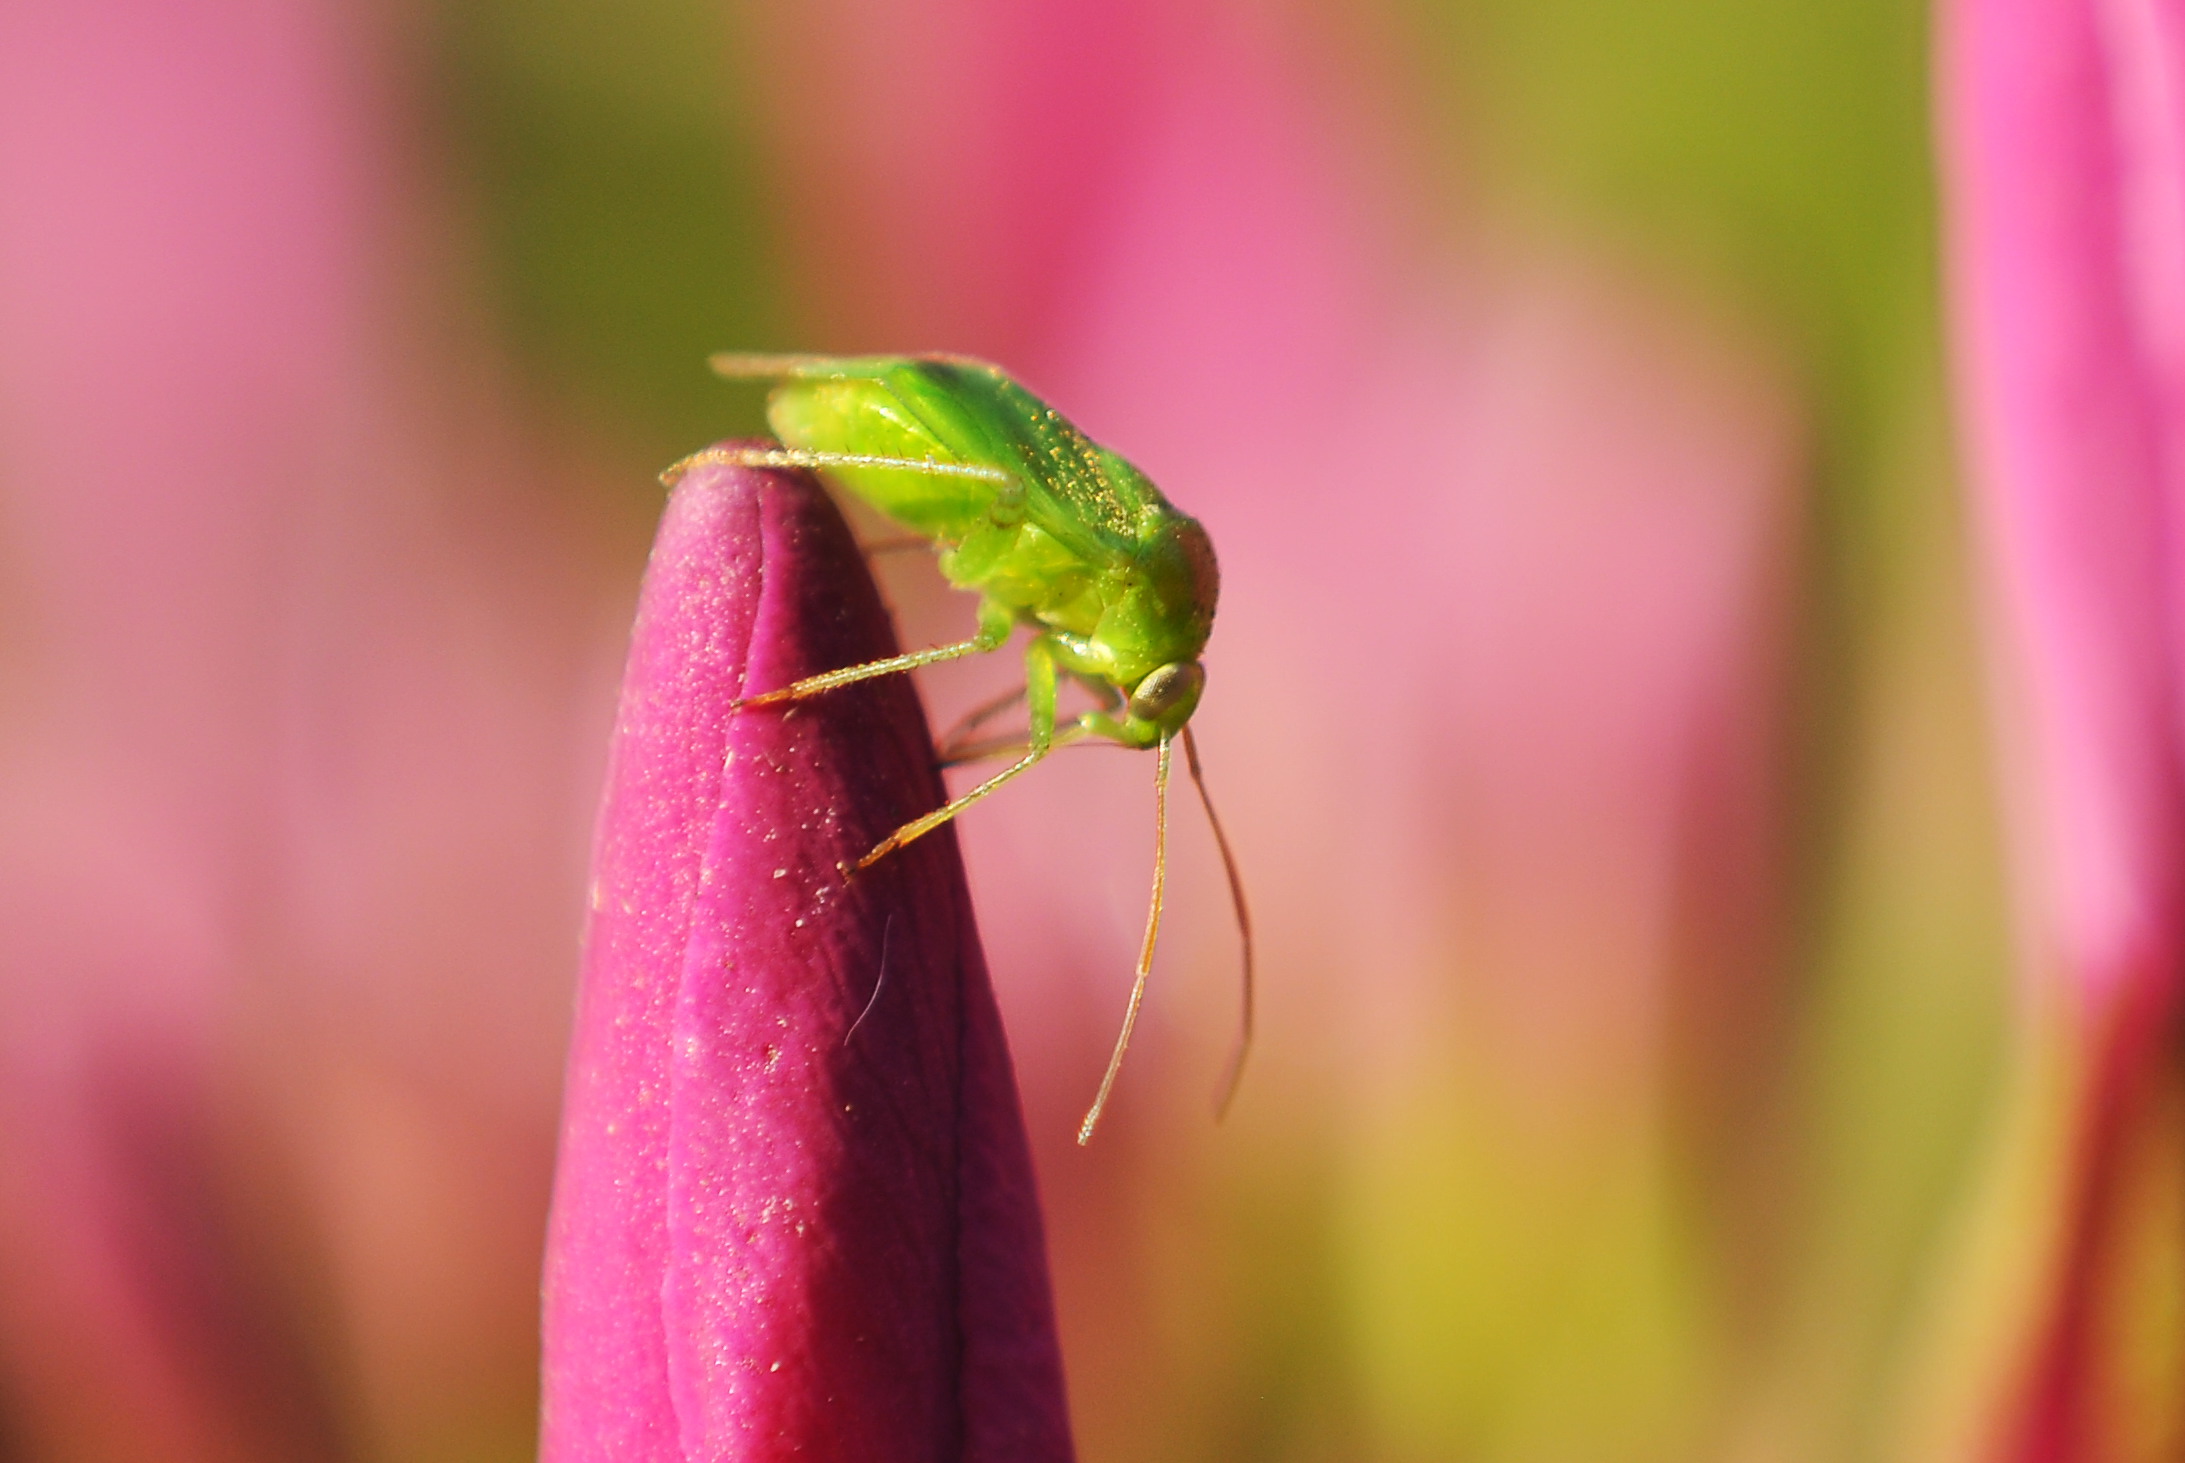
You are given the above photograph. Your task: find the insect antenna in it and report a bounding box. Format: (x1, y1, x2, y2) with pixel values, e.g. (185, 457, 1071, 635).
(1183, 725, 1255, 1120)
(1078, 736, 1173, 1145)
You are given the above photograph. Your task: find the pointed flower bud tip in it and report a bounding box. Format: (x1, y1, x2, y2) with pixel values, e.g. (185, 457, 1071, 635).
(540, 454, 1074, 1462)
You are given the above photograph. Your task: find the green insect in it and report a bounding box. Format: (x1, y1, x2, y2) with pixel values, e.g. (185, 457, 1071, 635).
(664, 353, 1252, 1143)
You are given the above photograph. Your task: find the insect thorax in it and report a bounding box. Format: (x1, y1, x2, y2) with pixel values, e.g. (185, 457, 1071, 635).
(942, 511, 1215, 692)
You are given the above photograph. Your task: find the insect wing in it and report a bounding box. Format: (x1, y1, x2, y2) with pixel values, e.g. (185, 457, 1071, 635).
(898, 362, 1154, 565)
(765, 370, 1003, 541)
(741, 354, 1164, 570)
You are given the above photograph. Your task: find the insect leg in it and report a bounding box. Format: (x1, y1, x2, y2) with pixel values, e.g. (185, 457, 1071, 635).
(940, 729, 1147, 766)
(935, 683, 1029, 762)
(660, 445, 1010, 488)
(937, 735, 1036, 768)
(1078, 735, 1174, 1145)
(861, 534, 934, 558)
(851, 745, 1048, 874)
(737, 639, 980, 708)
(979, 677, 1125, 763)
(850, 640, 1059, 872)
(708, 350, 992, 381)
(1182, 725, 1255, 1120)
(941, 691, 1143, 766)
(706, 352, 847, 379)
(737, 601, 1014, 709)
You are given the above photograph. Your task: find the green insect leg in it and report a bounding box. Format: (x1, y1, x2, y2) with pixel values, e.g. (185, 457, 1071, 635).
(848, 636, 1067, 874)
(738, 600, 1014, 709)
(935, 668, 1126, 766)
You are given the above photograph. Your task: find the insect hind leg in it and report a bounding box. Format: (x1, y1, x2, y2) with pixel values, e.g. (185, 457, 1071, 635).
(661, 444, 1011, 489)
(707, 351, 995, 382)
(707, 351, 846, 379)
(935, 683, 1029, 762)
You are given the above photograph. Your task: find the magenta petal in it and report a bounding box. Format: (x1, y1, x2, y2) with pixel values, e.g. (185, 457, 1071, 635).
(1942, 0, 2185, 1455)
(1943, 0, 2185, 1016)
(540, 459, 1074, 1462)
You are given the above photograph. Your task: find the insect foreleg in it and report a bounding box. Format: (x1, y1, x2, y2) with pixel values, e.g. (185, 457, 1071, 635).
(848, 639, 1061, 873)
(850, 745, 1048, 876)
(737, 601, 1014, 710)
(1078, 735, 1174, 1145)
(735, 638, 983, 708)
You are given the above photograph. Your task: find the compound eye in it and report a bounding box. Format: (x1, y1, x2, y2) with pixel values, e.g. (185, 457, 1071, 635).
(1127, 661, 1206, 722)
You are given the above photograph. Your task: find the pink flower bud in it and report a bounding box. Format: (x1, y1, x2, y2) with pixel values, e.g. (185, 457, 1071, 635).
(541, 458, 1074, 1462)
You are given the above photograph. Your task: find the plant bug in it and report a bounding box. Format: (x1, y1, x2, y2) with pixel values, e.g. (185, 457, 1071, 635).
(664, 353, 1252, 1143)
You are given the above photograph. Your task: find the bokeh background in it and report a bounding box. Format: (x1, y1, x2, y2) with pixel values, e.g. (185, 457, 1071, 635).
(0, 0, 2167, 1460)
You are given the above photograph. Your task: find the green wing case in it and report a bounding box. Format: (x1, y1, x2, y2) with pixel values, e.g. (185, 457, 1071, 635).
(896, 360, 1156, 552)
(753, 355, 1163, 561)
